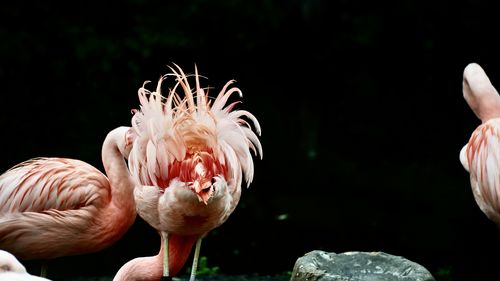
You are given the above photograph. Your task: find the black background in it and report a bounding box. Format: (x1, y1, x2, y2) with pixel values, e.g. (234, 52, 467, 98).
(2, 1, 500, 280)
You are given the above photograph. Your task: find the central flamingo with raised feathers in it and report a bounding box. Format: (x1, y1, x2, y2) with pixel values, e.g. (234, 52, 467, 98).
(113, 64, 262, 281)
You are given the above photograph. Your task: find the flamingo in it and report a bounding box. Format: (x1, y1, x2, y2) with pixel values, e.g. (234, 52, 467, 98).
(0, 126, 137, 276)
(460, 62, 500, 226)
(0, 250, 52, 280)
(113, 64, 262, 281)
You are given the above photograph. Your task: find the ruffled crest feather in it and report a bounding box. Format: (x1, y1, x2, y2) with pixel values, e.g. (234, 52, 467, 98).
(128, 64, 262, 190)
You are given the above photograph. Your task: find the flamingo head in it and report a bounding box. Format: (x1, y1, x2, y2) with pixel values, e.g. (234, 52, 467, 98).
(0, 250, 26, 274)
(170, 138, 227, 205)
(183, 151, 218, 204)
(463, 63, 500, 123)
(127, 64, 263, 204)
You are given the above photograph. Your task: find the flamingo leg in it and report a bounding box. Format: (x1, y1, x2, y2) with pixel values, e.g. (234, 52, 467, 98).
(40, 261, 48, 277)
(189, 238, 203, 281)
(161, 231, 171, 281)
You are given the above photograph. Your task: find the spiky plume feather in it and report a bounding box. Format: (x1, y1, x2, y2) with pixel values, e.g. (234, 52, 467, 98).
(128, 64, 262, 190)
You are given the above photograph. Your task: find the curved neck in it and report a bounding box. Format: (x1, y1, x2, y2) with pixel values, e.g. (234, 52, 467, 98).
(112, 234, 197, 281)
(112, 250, 163, 281)
(168, 233, 197, 276)
(101, 127, 136, 213)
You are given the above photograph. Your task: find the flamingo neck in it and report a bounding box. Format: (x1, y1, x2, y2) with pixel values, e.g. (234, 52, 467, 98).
(168, 233, 198, 276)
(471, 92, 500, 123)
(112, 234, 198, 281)
(100, 127, 136, 240)
(101, 127, 136, 212)
(112, 251, 163, 281)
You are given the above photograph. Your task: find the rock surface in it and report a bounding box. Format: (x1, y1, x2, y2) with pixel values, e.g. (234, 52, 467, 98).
(290, 250, 435, 281)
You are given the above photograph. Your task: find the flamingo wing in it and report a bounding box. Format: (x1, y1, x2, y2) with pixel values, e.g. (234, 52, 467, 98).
(464, 119, 500, 225)
(0, 157, 110, 214)
(0, 157, 112, 259)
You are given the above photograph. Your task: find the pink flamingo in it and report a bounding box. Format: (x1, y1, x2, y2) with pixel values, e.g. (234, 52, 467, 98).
(0, 126, 137, 276)
(460, 63, 500, 225)
(113, 65, 262, 281)
(0, 250, 52, 280)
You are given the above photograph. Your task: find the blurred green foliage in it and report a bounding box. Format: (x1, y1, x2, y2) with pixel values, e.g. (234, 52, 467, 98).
(186, 256, 220, 277)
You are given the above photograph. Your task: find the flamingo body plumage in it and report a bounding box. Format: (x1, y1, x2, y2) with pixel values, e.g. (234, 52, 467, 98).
(461, 63, 500, 226)
(115, 65, 262, 280)
(0, 127, 137, 261)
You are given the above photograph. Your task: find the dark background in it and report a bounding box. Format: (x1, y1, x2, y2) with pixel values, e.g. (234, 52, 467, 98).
(2, 1, 500, 280)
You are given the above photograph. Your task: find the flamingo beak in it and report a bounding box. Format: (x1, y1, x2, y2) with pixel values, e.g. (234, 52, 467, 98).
(193, 180, 213, 205)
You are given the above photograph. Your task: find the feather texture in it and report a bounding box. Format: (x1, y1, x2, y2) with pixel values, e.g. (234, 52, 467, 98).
(128, 64, 262, 192)
(0, 158, 109, 213)
(463, 119, 500, 224)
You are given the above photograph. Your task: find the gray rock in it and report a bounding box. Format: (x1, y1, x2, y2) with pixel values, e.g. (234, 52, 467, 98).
(290, 250, 435, 281)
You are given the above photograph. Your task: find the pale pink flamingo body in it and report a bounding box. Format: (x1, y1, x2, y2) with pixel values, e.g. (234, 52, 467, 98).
(114, 65, 262, 281)
(460, 63, 500, 225)
(0, 127, 137, 271)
